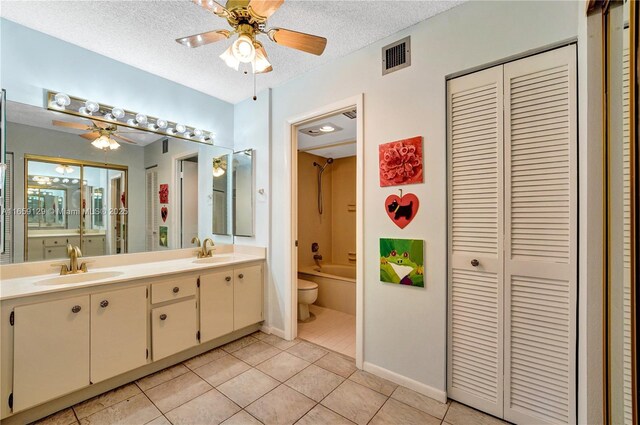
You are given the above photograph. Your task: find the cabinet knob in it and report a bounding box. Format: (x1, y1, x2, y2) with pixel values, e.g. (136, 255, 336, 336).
(71, 305, 82, 313)
(238, 274, 244, 279)
(471, 259, 479, 267)
(160, 314, 167, 321)
(100, 300, 109, 308)
(225, 276, 231, 282)
(172, 287, 180, 294)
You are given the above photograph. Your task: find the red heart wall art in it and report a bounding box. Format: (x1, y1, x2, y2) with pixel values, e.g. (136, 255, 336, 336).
(161, 207, 168, 223)
(385, 193, 419, 229)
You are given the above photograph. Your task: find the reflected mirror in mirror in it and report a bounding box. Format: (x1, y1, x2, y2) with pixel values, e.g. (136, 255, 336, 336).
(212, 154, 230, 235)
(233, 149, 254, 237)
(1, 101, 233, 264)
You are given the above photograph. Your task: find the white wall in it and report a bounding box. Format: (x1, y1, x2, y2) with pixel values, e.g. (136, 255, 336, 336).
(268, 0, 581, 404)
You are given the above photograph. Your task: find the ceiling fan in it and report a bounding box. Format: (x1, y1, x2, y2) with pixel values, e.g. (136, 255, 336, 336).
(52, 119, 138, 150)
(176, 0, 327, 74)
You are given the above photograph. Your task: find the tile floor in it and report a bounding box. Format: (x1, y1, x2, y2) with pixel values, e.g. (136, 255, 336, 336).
(297, 305, 356, 358)
(33, 332, 508, 425)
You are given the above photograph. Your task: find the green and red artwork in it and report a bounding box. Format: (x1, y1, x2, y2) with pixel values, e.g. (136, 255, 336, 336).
(380, 238, 424, 288)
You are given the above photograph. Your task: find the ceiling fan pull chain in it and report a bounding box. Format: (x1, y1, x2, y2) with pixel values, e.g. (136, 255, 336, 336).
(253, 66, 257, 101)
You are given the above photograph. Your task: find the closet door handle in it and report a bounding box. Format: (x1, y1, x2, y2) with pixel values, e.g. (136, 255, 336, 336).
(471, 259, 479, 267)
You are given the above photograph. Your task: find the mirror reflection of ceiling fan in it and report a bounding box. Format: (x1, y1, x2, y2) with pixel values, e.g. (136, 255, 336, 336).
(176, 0, 327, 74)
(52, 119, 139, 150)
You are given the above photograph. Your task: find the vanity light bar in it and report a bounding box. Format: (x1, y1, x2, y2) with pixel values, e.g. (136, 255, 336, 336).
(45, 91, 216, 145)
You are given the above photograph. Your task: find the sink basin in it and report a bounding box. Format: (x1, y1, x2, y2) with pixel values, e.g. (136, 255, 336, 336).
(192, 254, 237, 265)
(36, 271, 124, 286)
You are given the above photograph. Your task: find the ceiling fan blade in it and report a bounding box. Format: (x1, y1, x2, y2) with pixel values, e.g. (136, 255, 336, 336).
(248, 0, 283, 18)
(176, 30, 231, 48)
(91, 119, 110, 129)
(112, 133, 138, 145)
(192, 0, 227, 15)
(80, 132, 101, 141)
(52, 120, 92, 131)
(269, 28, 327, 55)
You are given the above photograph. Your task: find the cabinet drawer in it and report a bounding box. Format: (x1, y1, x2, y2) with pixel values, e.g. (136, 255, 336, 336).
(152, 299, 197, 361)
(45, 245, 68, 260)
(43, 237, 70, 247)
(151, 277, 197, 304)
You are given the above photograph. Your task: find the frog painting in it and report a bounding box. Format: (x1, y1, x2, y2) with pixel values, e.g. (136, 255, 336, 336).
(379, 238, 425, 287)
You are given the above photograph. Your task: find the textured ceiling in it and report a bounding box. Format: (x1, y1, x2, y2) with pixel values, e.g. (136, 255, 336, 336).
(1, 0, 463, 104)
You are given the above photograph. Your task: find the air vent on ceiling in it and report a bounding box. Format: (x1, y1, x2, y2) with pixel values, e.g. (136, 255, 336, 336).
(342, 109, 357, 119)
(382, 36, 411, 75)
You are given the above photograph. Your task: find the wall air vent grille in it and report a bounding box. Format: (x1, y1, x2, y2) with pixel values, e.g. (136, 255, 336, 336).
(343, 109, 357, 119)
(382, 36, 411, 75)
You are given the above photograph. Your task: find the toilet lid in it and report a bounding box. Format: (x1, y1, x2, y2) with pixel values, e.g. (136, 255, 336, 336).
(298, 279, 318, 290)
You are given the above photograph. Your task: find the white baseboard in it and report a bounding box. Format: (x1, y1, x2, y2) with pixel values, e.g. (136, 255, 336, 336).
(363, 362, 447, 404)
(260, 325, 286, 339)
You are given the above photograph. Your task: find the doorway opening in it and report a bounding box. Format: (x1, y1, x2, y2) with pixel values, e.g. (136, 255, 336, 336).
(178, 155, 198, 248)
(291, 102, 362, 361)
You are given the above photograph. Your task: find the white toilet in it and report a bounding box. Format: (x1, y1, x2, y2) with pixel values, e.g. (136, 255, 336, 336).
(298, 278, 319, 322)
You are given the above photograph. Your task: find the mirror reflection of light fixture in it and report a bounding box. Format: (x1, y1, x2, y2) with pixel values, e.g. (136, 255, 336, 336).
(213, 158, 226, 177)
(319, 125, 335, 132)
(55, 164, 74, 174)
(91, 135, 120, 150)
(54, 93, 71, 108)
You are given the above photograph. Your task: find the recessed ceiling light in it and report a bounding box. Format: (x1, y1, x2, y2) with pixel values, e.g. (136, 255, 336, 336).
(319, 125, 335, 132)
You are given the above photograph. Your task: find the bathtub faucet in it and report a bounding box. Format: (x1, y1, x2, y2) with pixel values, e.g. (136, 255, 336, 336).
(313, 253, 323, 266)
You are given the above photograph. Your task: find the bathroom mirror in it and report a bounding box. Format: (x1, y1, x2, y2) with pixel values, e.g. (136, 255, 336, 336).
(1, 100, 234, 263)
(212, 154, 231, 236)
(605, 0, 638, 423)
(233, 149, 254, 237)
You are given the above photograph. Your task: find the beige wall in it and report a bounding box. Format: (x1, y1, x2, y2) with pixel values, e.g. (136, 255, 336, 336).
(331, 156, 356, 265)
(297, 152, 333, 268)
(297, 153, 356, 269)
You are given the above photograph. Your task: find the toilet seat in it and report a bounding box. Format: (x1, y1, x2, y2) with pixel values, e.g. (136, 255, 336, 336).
(298, 279, 318, 290)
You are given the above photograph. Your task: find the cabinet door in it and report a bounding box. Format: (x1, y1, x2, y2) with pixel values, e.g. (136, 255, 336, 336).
(13, 296, 90, 412)
(91, 286, 148, 383)
(234, 264, 263, 330)
(200, 270, 234, 342)
(152, 299, 197, 361)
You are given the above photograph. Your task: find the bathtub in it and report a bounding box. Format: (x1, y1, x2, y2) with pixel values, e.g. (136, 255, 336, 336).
(298, 264, 356, 315)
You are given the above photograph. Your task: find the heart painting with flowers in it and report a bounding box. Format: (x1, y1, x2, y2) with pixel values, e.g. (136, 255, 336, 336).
(379, 136, 423, 187)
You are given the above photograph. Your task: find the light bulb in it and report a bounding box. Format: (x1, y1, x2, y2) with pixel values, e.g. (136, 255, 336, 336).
(175, 124, 187, 133)
(85, 100, 100, 113)
(232, 34, 255, 63)
(91, 135, 111, 149)
(112, 107, 125, 119)
(55, 165, 65, 174)
(109, 139, 120, 150)
(220, 45, 240, 70)
(54, 93, 71, 108)
(156, 119, 168, 129)
(127, 119, 137, 126)
(104, 113, 114, 120)
(62, 178, 69, 183)
(319, 125, 335, 132)
(193, 129, 203, 138)
(213, 167, 225, 177)
(72, 179, 79, 184)
(79, 107, 89, 115)
(135, 113, 148, 125)
(53, 177, 60, 183)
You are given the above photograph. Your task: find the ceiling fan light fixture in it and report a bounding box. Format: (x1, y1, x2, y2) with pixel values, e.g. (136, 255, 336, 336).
(109, 139, 120, 150)
(91, 135, 112, 150)
(220, 45, 240, 70)
(253, 43, 272, 74)
(232, 33, 255, 63)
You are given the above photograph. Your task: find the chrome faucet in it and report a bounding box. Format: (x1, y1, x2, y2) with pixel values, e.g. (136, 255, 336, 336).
(202, 238, 215, 258)
(60, 244, 88, 275)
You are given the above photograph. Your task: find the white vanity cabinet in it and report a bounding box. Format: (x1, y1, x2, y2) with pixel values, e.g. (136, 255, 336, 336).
(90, 286, 148, 383)
(200, 270, 234, 342)
(233, 264, 264, 330)
(12, 296, 90, 412)
(152, 299, 198, 360)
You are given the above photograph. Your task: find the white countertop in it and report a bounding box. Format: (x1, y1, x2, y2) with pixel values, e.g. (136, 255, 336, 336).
(0, 248, 265, 301)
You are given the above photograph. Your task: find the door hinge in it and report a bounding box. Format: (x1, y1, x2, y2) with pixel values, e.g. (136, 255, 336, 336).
(295, 240, 298, 247)
(197, 331, 200, 342)
(9, 311, 14, 326)
(8, 393, 13, 410)
(146, 349, 149, 359)
(146, 288, 149, 299)
(197, 278, 200, 288)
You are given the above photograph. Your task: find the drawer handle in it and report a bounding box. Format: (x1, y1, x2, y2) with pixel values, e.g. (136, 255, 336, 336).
(172, 287, 180, 294)
(238, 274, 244, 279)
(100, 300, 109, 308)
(160, 314, 167, 321)
(471, 259, 479, 267)
(225, 276, 231, 282)
(54, 241, 58, 244)
(71, 305, 82, 313)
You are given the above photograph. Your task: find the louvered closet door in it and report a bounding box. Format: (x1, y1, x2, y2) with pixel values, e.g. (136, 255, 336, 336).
(503, 45, 577, 425)
(146, 169, 158, 251)
(447, 65, 504, 418)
